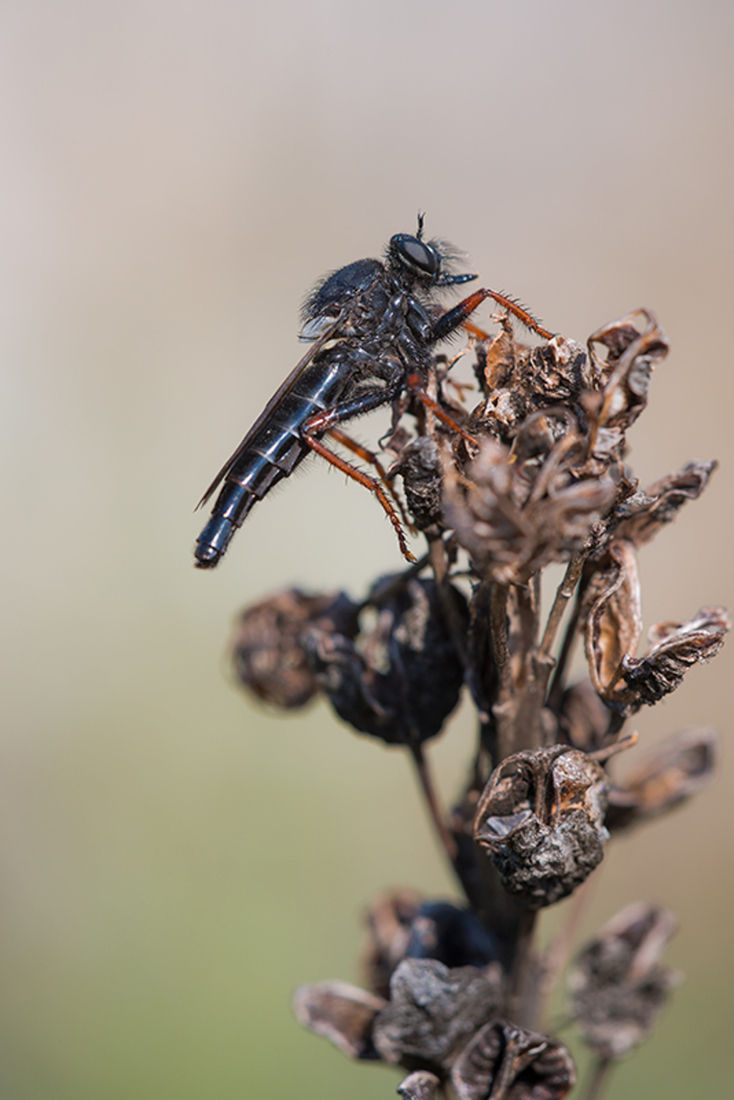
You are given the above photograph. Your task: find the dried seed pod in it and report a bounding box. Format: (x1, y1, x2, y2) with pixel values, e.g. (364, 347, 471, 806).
(372, 958, 503, 1070)
(568, 902, 680, 1059)
(305, 577, 468, 747)
(473, 747, 609, 907)
(605, 728, 717, 831)
(230, 588, 358, 708)
(292, 980, 386, 1060)
(584, 529, 730, 713)
(397, 1070, 441, 1100)
(451, 1020, 576, 1100)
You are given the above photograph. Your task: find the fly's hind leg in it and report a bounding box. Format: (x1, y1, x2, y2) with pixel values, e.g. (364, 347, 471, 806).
(326, 426, 416, 533)
(302, 386, 415, 561)
(405, 373, 479, 447)
(303, 433, 416, 562)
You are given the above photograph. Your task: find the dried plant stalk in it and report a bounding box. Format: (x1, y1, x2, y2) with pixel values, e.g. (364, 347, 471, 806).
(226, 306, 726, 1098)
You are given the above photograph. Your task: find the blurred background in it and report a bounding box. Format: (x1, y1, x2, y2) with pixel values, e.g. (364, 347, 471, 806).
(1, 1, 732, 1096)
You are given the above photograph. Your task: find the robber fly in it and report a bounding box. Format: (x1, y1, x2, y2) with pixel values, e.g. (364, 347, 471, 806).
(194, 218, 495, 568)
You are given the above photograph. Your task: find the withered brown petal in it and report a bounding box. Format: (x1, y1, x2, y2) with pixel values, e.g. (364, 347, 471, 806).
(397, 1070, 442, 1100)
(619, 606, 730, 710)
(584, 541, 642, 703)
(451, 1020, 576, 1100)
(587, 310, 669, 433)
(372, 958, 503, 1069)
(230, 588, 358, 708)
(292, 980, 386, 1061)
(613, 460, 718, 548)
(606, 728, 717, 831)
(473, 748, 608, 907)
(361, 889, 422, 998)
(568, 902, 679, 1060)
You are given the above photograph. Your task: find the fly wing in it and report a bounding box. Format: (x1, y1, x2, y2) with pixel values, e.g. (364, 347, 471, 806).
(195, 310, 346, 510)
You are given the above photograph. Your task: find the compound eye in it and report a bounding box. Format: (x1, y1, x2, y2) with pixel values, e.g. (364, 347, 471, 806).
(390, 234, 441, 277)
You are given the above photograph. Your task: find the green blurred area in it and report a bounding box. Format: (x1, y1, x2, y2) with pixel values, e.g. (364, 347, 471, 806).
(1, 1, 733, 1096)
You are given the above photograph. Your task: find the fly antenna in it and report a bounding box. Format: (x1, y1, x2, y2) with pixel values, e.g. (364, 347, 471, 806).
(416, 211, 425, 239)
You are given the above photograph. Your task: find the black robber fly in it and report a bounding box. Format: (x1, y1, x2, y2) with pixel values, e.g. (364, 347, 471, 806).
(194, 218, 495, 569)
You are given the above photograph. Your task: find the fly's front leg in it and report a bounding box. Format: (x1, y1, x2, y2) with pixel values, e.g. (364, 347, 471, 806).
(431, 288, 554, 342)
(301, 387, 416, 561)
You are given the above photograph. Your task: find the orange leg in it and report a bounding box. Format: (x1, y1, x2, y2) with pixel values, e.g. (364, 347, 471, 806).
(464, 290, 554, 341)
(405, 374, 478, 447)
(303, 433, 416, 562)
(327, 427, 415, 530)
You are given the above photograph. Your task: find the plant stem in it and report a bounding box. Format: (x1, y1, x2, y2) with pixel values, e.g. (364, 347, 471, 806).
(409, 744, 457, 863)
(539, 551, 585, 659)
(546, 569, 587, 710)
(538, 876, 597, 1031)
(581, 1056, 615, 1100)
(504, 908, 538, 1027)
(428, 535, 468, 668)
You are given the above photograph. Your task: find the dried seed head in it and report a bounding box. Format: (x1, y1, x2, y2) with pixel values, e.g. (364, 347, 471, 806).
(583, 540, 643, 707)
(230, 588, 358, 708)
(585, 311, 669, 441)
(450, 1020, 576, 1100)
(305, 576, 468, 747)
(443, 436, 617, 586)
(468, 329, 592, 441)
(568, 902, 680, 1060)
(606, 728, 717, 831)
(473, 747, 609, 907)
(292, 980, 386, 1060)
(372, 958, 503, 1070)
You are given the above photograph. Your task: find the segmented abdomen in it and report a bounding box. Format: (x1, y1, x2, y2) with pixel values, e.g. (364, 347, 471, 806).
(195, 359, 348, 568)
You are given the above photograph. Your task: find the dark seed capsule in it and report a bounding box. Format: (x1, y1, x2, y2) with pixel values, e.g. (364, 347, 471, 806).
(473, 746, 609, 907)
(305, 576, 468, 747)
(230, 588, 359, 709)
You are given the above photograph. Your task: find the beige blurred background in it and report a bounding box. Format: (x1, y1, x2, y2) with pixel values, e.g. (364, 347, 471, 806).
(1, 1, 732, 1096)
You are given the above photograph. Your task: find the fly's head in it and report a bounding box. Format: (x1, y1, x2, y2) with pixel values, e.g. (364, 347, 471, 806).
(387, 219, 477, 291)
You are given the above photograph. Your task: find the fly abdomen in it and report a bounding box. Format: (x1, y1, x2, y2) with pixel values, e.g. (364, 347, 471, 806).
(195, 360, 348, 568)
(194, 434, 306, 569)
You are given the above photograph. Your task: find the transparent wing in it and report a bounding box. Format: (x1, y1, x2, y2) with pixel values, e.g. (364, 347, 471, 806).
(195, 311, 346, 509)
